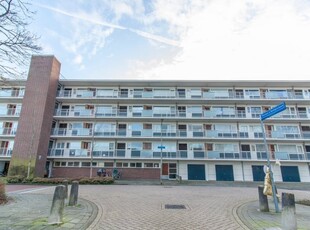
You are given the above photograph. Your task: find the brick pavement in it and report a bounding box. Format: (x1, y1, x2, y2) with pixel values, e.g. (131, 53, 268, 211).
(80, 185, 255, 230)
(1, 184, 310, 230)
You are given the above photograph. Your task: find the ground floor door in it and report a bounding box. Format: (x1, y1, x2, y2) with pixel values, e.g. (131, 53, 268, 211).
(162, 163, 169, 179)
(252, 165, 265, 181)
(162, 163, 177, 180)
(281, 166, 300, 182)
(215, 165, 234, 181)
(187, 164, 206, 180)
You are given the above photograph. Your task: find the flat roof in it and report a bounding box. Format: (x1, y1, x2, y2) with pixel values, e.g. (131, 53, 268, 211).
(58, 79, 310, 87)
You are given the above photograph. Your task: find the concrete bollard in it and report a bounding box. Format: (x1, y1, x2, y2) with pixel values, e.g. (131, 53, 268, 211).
(281, 192, 297, 230)
(48, 185, 66, 225)
(63, 180, 68, 199)
(258, 185, 269, 212)
(68, 181, 79, 206)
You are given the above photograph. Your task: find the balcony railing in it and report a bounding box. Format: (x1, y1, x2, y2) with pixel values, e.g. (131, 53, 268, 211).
(275, 152, 305, 160)
(0, 109, 21, 116)
(0, 128, 17, 135)
(54, 108, 310, 120)
(50, 128, 310, 141)
(0, 90, 24, 97)
(56, 89, 310, 100)
(47, 148, 310, 160)
(0, 148, 12, 156)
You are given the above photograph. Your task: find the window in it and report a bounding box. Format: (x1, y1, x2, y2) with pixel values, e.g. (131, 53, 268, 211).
(68, 162, 80, 167)
(54, 162, 60, 167)
(81, 162, 91, 167)
(104, 162, 114, 167)
(144, 163, 154, 168)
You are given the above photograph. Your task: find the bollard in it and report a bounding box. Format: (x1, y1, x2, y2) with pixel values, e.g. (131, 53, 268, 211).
(258, 185, 269, 212)
(48, 185, 66, 225)
(63, 180, 68, 199)
(68, 181, 79, 206)
(281, 192, 297, 230)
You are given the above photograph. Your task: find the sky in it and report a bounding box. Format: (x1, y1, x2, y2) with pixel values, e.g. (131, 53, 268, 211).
(29, 0, 310, 80)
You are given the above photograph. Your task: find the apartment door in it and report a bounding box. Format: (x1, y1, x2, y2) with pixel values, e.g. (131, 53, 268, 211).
(281, 166, 300, 182)
(215, 165, 234, 181)
(162, 163, 169, 179)
(252, 165, 265, 181)
(188, 164, 206, 180)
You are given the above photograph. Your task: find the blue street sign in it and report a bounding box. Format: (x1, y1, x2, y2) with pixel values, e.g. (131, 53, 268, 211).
(158, 146, 165, 149)
(260, 102, 286, 121)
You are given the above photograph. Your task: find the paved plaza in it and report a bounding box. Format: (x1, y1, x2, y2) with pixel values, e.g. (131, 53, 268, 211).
(1, 183, 310, 229)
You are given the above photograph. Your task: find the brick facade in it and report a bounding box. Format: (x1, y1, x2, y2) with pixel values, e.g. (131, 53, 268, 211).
(51, 167, 160, 180)
(8, 56, 61, 177)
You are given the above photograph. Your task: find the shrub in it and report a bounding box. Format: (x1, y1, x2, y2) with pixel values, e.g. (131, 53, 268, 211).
(0, 180, 7, 205)
(32, 177, 114, 185)
(5, 175, 25, 183)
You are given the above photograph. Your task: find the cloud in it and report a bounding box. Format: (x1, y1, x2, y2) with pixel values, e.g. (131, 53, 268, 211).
(73, 54, 83, 65)
(129, 0, 310, 80)
(36, 3, 181, 47)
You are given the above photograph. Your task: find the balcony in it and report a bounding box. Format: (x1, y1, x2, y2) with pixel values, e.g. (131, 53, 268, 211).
(50, 127, 310, 142)
(0, 89, 24, 98)
(0, 109, 21, 117)
(274, 152, 305, 160)
(0, 148, 12, 157)
(207, 151, 248, 159)
(0, 128, 16, 135)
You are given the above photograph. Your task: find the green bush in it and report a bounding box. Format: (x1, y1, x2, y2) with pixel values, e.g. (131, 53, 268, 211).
(32, 177, 114, 185)
(5, 175, 25, 183)
(5, 176, 114, 185)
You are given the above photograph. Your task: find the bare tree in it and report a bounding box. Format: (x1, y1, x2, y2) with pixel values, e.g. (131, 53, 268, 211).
(0, 0, 41, 82)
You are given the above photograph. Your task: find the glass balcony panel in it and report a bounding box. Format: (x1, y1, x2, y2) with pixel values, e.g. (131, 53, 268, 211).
(116, 150, 125, 157)
(193, 151, 205, 158)
(302, 132, 310, 139)
(141, 150, 152, 158)
(131, 150, 141, 157)
(208, 151, 220, 159)
(179, 151, 188, 158)
(241, 151, 251, 159)
(257, 152, 267, 159)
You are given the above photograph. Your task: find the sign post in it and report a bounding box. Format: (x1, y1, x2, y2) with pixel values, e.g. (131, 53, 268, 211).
(158, 145, 165, 185)
(260, 102, 286, 213)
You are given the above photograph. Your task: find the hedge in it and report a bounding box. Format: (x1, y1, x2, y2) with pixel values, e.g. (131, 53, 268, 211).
(3, 176, 114, 185)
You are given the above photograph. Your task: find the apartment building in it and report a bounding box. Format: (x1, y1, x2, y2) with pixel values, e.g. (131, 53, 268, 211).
(0, 55, 310, 182)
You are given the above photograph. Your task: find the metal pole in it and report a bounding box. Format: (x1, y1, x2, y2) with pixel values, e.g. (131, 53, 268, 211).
(160, 119, 163, 185)
(260, 120, 280, 213)
(90, 107, 96, 178)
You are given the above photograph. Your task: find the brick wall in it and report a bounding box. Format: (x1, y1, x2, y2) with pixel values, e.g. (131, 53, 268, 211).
(8, 56, 61, 178)
(51, 167, 160, 179)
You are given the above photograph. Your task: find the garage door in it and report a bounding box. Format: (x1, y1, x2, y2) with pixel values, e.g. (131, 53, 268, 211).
(188, 164, 206, 180)
(252, 165, 265, 181)
(281, 166, 300, 182)
(215, 165, 234, 181)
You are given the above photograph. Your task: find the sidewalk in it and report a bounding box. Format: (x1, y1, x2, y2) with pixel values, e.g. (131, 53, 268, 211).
(237, 198, 310, 230)
(0, 192, 97, 230)
(1, 183, 309, 229)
